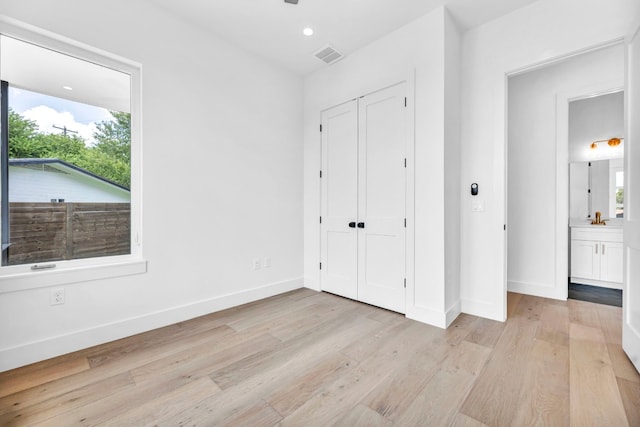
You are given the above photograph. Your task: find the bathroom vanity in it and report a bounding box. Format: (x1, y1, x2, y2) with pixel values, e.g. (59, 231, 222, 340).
(570, 225, 623, 289)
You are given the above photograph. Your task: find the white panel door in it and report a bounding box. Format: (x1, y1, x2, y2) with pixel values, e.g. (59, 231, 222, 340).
(357, 83, 406, 313)
(320, 100, 358, 300)
(623, 27, 640, 373)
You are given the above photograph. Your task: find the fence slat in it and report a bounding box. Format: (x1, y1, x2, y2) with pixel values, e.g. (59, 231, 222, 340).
(8, 202, 130, 265)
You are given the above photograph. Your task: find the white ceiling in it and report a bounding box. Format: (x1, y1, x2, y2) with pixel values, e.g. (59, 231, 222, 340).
(0, 35, 131, 113)
(148, 0, 539, 76)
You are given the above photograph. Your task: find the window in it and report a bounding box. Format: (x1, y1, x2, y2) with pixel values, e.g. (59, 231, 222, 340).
(616, 170, 624, 218)
(0, 20, 144, 290)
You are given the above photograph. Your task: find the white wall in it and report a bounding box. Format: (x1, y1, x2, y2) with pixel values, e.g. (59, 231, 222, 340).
(0, 0, 303, 371)
(303, 8, 462, 327)
(507, 45, 624, 300)
(569, 91, 625, 162)
(460, 0, 639, 320)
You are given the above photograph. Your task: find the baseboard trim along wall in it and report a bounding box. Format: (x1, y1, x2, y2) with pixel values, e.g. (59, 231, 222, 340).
(461, 298, 504, 322)
(406, 305, 449, 329)
(0, 277, 303, 372)
(508, 280, 567, 301)
(303, 277, 320, 292)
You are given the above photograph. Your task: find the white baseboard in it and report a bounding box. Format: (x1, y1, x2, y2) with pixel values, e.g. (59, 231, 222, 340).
(508, 280, 567, 300)
(570, 277, 622, 290)
(0, 277, 303, 372)
(445, 300, 462, 328)
(406, 305, 448, 329)
(461, 298, 505, 322)
(303, 276, 320, 291)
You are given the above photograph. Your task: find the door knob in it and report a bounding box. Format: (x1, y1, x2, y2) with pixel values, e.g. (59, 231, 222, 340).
(348, 222, 356, 228)
(357, 222, 365, 228)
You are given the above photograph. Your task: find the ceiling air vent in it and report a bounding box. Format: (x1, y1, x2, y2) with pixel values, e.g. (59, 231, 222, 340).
(314, 45, 344, 65)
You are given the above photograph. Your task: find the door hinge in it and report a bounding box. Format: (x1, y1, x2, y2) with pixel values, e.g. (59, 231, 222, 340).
(504, 224, 506, 231)
(404, 218, 407, 228)
(404, 97, 407, 107)
(320, 262, 322, 270)
(320, 124, 323, 132)
(320, 216, 322, 224)
(320, 170, 322, 178)
(404, 278, 406, 288)
(404, 158, 407, 168)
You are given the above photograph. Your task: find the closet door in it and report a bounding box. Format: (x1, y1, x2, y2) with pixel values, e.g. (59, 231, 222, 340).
(357, 83, 406, 313)
(320, 100, 358, 300)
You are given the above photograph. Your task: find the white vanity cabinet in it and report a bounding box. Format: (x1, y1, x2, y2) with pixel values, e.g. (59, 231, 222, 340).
(570, 226, 623, 289)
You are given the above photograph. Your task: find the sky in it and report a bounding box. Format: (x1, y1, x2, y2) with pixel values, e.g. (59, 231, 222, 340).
(9, 87, 112, 146)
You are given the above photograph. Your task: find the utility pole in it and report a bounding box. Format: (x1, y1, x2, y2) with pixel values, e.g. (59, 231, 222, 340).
(52, 125, 78, 137)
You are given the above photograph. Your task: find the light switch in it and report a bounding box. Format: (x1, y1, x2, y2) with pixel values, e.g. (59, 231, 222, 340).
(472, 200, 485, 212)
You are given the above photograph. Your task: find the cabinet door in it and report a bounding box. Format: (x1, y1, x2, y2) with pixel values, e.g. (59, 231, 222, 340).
(571, 240, 599, 280)
(600, 241, 623, 283)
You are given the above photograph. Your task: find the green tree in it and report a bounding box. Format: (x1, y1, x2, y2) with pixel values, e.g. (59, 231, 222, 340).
(8, 108, 131, 189)
(616, 189, 624, 204)
(7, 109, 43, 158)
(93, 111, 130, 163)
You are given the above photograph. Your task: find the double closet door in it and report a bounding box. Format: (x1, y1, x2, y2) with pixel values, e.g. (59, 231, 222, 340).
(320, 83, 407, 313)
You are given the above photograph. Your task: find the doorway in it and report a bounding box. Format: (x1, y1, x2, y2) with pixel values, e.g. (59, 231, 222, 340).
(506, 43, 625, 306)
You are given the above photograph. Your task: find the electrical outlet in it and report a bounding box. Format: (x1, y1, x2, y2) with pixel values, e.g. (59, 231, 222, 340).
(50, 288, 65, 305)
(264, 257, 271, 268)
(253, 258, 261, 270)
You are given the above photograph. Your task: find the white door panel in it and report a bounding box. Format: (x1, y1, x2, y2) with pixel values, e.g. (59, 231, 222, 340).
(321, 100, 358, 300)
(358, 83, 406, 313)
(623, 27, 640, 374)
(320, 83, 407, 314)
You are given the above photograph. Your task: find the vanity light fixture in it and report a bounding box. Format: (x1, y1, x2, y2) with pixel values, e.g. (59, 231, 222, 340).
(590, 137, 624, 150)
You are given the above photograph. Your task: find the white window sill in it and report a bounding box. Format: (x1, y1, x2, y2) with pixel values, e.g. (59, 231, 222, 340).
(0, 259, 147, 293)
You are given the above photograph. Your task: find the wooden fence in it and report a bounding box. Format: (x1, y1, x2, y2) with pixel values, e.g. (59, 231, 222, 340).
(8, 202, 130, 265)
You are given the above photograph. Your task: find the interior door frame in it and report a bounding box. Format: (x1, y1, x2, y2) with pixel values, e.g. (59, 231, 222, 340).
(318, 71, 416, 315)
(555, 81, 624, 299)
(504, 40, 625, 311)
(623, 25, 640, 373)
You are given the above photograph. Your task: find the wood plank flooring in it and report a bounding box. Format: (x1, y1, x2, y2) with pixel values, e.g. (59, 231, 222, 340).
(0, 289, 638, 426)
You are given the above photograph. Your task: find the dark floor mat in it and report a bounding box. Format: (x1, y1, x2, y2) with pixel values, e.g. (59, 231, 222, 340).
(568, 283, 622, 307)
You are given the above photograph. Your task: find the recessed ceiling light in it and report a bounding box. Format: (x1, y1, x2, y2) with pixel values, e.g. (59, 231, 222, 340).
(63, 86, 73, 91)
(303, 28, 314, 36)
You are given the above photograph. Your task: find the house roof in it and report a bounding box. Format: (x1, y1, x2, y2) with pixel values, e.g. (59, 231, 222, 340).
(9, 158, 130, 191)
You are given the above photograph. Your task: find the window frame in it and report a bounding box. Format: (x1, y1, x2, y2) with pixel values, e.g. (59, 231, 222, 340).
(0, 17, 145, 292)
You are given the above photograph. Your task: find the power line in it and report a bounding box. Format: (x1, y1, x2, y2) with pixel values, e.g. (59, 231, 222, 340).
(52, 125, 78, 137)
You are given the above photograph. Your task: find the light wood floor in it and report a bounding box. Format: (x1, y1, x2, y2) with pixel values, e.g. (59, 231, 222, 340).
(1, 290, 639, 426)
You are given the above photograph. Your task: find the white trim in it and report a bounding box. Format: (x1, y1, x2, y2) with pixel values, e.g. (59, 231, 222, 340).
(0, 277, 304, 372)
(0, 259, 147, 293)
(405, 69, 416, 322)
(406, 305, 447, 329)
(0, 16, 146, 286)
(445, 300, 462, 327)
(461, 298, 504, 322)
(570, 277, 622, 290)
(304, 276, 320, 291)
(508, 280, 567, 300)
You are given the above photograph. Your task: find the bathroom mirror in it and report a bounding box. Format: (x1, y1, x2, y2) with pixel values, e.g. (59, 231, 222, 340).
(569, 159, 623, 220)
